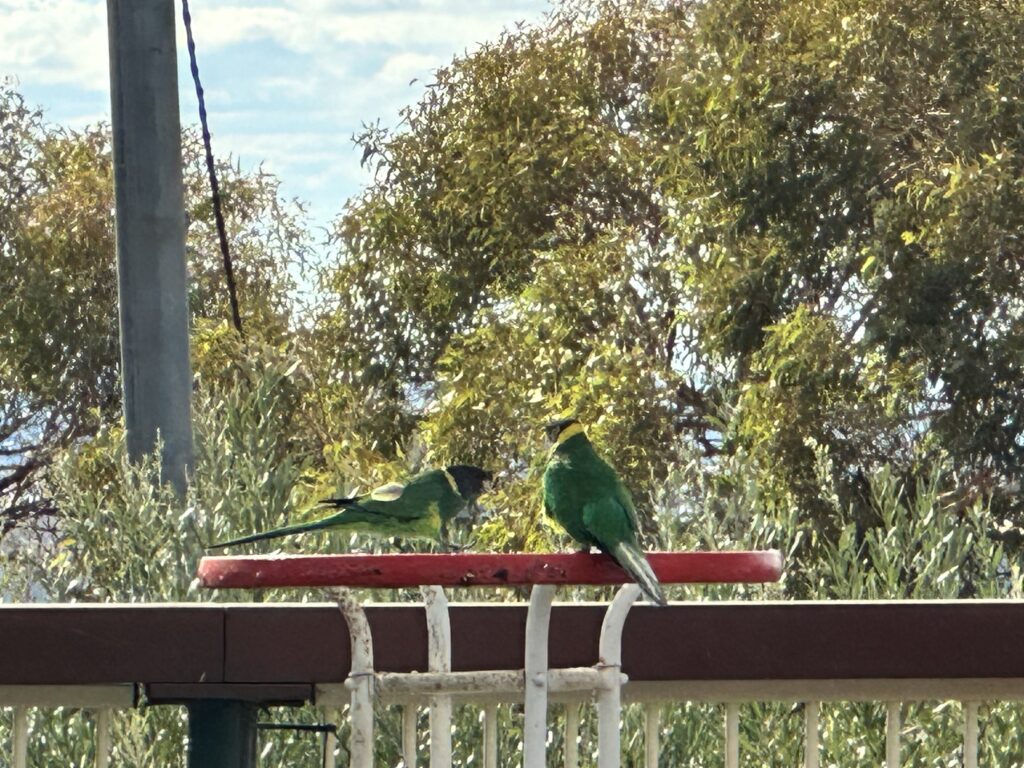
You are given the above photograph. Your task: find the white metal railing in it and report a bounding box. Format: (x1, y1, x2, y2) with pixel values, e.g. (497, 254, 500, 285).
(2, 686, 981, 767)
(4, 613, 1017, 766)
(1, 685, 133, 768)
(316, 587, 1018, 767)
(321, 582, 647, 767)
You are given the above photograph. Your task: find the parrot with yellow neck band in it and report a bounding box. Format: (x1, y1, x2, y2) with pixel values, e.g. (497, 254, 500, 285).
(542, 419, 667, 606)
(207, 465, 492, 550)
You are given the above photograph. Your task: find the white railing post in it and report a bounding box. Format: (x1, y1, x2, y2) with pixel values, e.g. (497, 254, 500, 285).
(597, 583, 641, 768)
(644, 703, 660, 768)
(564, 704, 579, 768)
(886, 702, 900, 768)
(95, 708, 112, 768)
(322, 720, 338, 768)
(422, 585, 453, 768)
(523, 584, 556, 768)
(725, 703, 739, 768)
(402, 705, 418, 768)
(337, 589, 375, 768)
(12, 707, 28, 768)
(804, 702, 819, 768)
(963, 701, 979, 768)
(483, 704, 498, 768)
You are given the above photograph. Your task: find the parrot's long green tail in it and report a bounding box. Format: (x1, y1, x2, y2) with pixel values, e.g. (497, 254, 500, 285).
(609, 541, 667, 607)
(207, 514, 347, 549)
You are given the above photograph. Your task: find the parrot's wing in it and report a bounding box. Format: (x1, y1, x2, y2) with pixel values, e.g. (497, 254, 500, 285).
(368, 482, 406, 502)
(356, 476, 443, 521)
(582, 496, 635, 547)
(611, 477, 640, 533)
(593, 454, 639, 534)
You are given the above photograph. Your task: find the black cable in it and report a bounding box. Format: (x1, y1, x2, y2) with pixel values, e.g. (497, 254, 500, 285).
(181, 0, 244, 336)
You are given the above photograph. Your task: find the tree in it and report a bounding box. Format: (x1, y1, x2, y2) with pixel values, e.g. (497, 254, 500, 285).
(0, 85, 309, 538)
(6, 0, 1024, 764)
(657, 0, 1024, 530)
(321, 0, 1024, 550)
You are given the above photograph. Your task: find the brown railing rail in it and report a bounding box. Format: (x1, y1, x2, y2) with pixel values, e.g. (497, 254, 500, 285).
(3, 600, 1024, 768)
(2, 601, 1024, 696)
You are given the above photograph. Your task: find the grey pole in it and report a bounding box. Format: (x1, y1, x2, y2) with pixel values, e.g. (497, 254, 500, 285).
(105, 8, 260, 764)
(106, 0, 193, 494)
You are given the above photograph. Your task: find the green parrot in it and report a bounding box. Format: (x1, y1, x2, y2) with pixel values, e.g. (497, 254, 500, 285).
(208, 465, 492, 550)
(542, 418, 666, 606)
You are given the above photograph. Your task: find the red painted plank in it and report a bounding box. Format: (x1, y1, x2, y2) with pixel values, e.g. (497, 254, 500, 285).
(197, 550, 783, 589)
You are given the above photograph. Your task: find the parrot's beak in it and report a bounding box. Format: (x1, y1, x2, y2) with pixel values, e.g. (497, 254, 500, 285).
(541, 423, 557, 446)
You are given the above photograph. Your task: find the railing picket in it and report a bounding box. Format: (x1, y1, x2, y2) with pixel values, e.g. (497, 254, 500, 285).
(483, 704, 498, 768)
(644, 703, 660, 767)
(597, 584, 641, 768)
(564, 703, 580, 768)
(423, 586, 453, 768)
(12, 707, 28, 768)
(725, 703, 739, 768)
(885, 702, 900, 768)
(402, 705, 417, 768)
(804, 702, 819, 768)
(963, 701, 979, 768)
(523, 584, 556, 768)
(323, 710, 337, 768)
(336, 589, 374, 768)
(95, 709, 112, 768)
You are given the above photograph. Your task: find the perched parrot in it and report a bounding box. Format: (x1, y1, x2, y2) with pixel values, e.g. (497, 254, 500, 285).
(207, 465, 492, 550)
(542, 418, 667, 606)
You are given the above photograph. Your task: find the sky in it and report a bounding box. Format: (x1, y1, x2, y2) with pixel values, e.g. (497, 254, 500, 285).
(1, 0, 551, 233)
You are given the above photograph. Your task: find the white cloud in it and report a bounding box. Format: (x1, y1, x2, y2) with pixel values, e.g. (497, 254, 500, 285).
(3, 0, 551, 226)
(0, 0, 107, 90)
(183, 1, 539, 52)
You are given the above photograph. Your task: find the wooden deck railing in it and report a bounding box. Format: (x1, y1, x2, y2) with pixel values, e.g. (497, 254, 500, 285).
(3, 599, 1024, 765)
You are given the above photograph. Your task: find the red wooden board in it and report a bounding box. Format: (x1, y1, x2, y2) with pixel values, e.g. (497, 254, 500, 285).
(198, 551, 783, 589)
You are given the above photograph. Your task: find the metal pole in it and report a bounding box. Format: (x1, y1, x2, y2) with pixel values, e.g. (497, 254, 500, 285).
(12, 707, 27, 768)
(885, 702, 900, 768)
(483, 704, 498, 768)
(402, 705, 418, 768)
(596, 584, 640, 768)
(337, 589, 375, 768)
(106, 0, 193, 495)
(804, 702, 819, 768)
(725, 704, 739, 768)
(644, 703, 660, 768)
(95, 709, 112, 768)
(186, 701, 257, 768)
(423, 585, 453, 768)
(523, 584, 556, 768)
(564, 704, 579, 768)
(963, 701, 979, 768)
(323, 714, 338, 768)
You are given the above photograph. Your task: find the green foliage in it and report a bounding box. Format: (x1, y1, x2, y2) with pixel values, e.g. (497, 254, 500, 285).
(9, 386, 1018, 765)
(0, 90, 120, 533)
(312, 0, 1024, 550)
(0, 85, 308, 536)
(5, 0, 1024, 763)
(656, 0, 1024, 522)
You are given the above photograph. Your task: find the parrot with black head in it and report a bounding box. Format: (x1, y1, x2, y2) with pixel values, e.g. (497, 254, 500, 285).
(208, 465, 492, 550)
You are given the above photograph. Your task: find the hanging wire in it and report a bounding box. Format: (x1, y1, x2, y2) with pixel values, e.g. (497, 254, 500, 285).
(181, 0, 244, 335)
